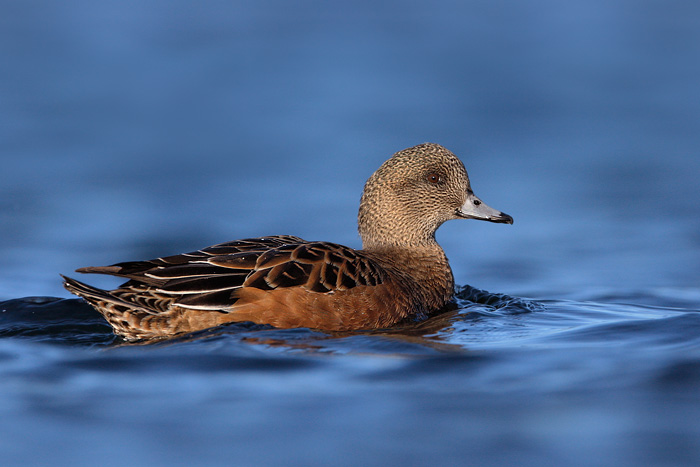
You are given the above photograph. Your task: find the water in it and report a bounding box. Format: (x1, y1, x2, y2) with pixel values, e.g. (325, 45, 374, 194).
(1, 1, 700, 465)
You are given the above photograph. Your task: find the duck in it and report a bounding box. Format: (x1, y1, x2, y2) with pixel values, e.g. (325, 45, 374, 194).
(62, 143, 513, 340)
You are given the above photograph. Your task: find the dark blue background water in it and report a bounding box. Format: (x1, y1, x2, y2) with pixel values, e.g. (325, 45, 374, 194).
(2, 1, 700, 465)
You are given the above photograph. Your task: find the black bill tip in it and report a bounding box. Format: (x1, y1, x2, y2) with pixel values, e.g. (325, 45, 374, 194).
(492, 212, 514, 225)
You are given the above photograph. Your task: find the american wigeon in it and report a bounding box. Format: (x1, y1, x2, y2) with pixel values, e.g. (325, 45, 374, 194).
(63, 143, 513, 340)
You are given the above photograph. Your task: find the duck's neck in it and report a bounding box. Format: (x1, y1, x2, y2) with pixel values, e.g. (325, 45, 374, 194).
(358, 190, 442, 250)
(362, 240, 455, 309)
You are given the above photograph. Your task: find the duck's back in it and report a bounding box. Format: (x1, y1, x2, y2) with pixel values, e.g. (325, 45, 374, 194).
(63, 235, 435, 339)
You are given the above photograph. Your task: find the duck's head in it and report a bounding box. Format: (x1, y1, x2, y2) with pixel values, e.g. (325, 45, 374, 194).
(358, 143, 513, 249)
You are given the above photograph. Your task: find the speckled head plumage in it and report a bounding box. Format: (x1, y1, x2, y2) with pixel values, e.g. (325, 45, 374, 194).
(358, 143, 513, 249)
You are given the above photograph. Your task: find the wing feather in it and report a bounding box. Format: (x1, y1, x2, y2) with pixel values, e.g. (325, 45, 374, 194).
(74, 236, 387, 314)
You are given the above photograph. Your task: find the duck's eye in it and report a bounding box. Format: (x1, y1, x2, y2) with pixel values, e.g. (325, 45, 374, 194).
(427, 173, 442, 184)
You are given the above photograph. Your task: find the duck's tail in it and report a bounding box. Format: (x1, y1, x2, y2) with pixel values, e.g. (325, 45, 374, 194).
(62, 275, 125, 310)
(62, 274, 161, 339)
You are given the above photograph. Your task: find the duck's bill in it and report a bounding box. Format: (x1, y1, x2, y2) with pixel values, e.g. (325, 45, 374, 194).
(457, 193, 514, 224)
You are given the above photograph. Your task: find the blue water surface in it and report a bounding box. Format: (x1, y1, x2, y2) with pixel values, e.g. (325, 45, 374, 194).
(1, 1, 700, 466)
